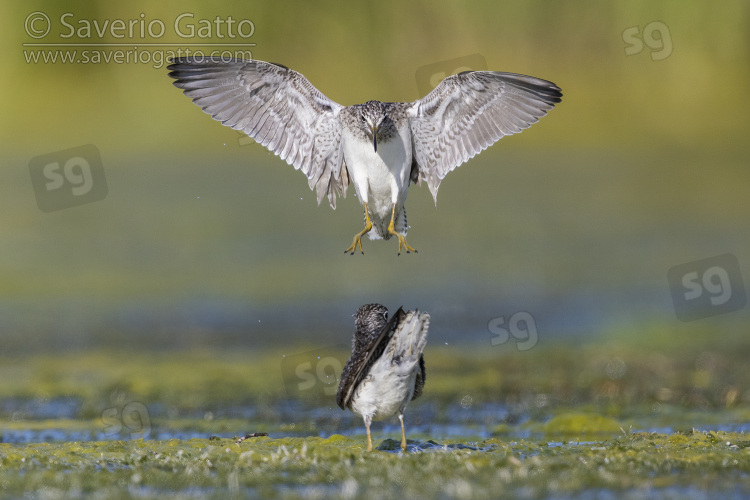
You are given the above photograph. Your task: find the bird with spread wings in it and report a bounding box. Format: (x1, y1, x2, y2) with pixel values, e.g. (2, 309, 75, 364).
(168, 58, 562, 255)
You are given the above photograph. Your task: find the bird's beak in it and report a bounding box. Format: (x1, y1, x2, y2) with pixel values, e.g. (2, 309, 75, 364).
(370, 124, 378, 153)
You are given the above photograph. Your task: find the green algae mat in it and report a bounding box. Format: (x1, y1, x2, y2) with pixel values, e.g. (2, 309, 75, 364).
(2, 325, 750, 498)
(1, 432, 749, 499)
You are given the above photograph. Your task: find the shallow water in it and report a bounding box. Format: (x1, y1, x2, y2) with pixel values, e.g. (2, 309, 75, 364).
(3, 396, 749, 446)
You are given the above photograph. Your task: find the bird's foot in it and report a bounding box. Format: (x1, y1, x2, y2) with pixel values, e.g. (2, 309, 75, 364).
(345, 203, 372, 255)
(387, 203, 417, 255)
(366, 423, 374, 452)
(399, 414, 408, 450)
(394, 233, 417, 256)
(344, 233, 365, 255)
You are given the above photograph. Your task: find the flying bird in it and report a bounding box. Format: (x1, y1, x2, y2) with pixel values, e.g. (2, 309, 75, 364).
(337, 304, 429, 452)
(168, 58, 562, 254)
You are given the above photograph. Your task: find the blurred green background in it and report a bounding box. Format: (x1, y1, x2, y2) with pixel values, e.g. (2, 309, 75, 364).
(2, 0, 749, 353)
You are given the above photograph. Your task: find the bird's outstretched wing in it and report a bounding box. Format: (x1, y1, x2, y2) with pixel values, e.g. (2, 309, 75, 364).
(168, 57, 348, 208)
(408, 71, 562, 202)
(336, 307, 405, 410)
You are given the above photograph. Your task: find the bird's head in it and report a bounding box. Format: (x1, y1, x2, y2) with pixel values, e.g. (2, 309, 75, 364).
(353, 303, 388, 346)
(359, 101, 389, 153)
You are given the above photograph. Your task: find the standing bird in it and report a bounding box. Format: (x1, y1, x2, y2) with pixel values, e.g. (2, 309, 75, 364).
(337, 304, 429, 451)
(168, 58, 561, 254)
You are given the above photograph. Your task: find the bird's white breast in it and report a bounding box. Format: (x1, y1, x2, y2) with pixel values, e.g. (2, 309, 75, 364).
(349, 356, 419, 422)
(340, 125, 412, 237)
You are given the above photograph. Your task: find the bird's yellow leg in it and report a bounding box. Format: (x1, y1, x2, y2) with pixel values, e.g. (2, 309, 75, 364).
(345, 202, 372, 255)
(388, 204, 417, 255)
(399, 414, 407, 451)
(366, 421, 373, 452)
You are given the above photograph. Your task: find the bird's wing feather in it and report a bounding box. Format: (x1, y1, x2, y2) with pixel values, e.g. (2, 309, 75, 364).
(386, 310, 429, 377)
(336, 307, 405, 410)
(168, 57, 348, 208)
(386, 310, 429, 401)
(408, 71, 562, 203)
(411, 355, 426, 401)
